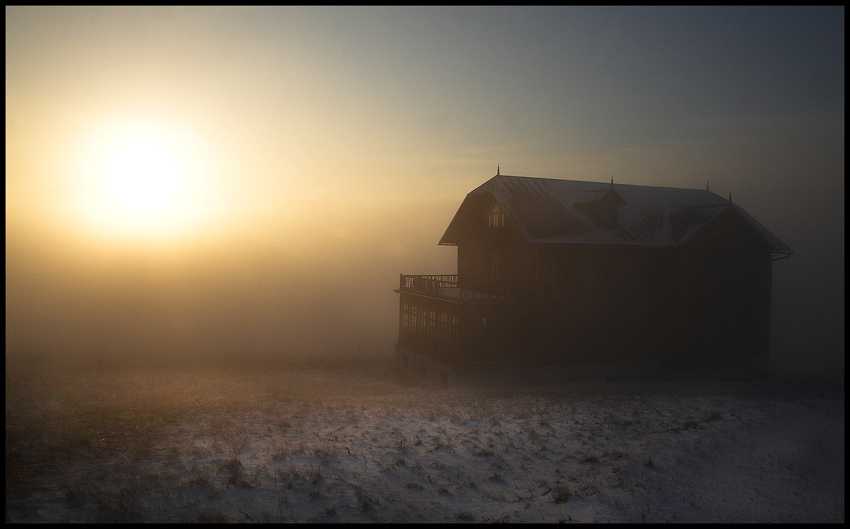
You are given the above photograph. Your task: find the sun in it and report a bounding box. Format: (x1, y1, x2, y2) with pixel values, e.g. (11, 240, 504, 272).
(105, 137, 181, 215)
(70, 116, 219, 239)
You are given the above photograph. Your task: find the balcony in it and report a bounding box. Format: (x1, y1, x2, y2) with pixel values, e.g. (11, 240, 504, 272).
(395, 274, 534, 369)
(395, 274, 506, 301)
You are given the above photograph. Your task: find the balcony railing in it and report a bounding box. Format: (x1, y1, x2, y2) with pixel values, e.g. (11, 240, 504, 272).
(397, 274, 503, 301)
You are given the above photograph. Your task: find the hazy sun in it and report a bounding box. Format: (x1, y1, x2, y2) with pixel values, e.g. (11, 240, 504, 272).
(70, 116, 219, 239)
(105, 137, 181, 215)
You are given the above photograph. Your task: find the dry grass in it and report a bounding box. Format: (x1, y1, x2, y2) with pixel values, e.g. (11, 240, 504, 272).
(6, 353, 399, 521)
(6, 372, 186, 515)
(5, 354, 327, 512)
(5, 354, 843, 523)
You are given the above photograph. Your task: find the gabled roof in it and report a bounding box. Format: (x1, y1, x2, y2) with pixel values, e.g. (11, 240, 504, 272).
(439, 174, 794, 254)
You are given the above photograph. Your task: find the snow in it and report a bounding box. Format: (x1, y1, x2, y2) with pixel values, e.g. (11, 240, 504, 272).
(468, 175, 791, 252)
(487, 175, 734, 247)
(5, 366, 844, 523)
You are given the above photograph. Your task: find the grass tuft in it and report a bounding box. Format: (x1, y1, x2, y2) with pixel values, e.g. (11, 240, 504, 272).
(552, 485, 572, 504)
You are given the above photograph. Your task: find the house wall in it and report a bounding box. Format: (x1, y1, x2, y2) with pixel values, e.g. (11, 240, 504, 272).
(454, 209, 774, 370)
(533, 211, 774, 370)
(674, 207, 774, 369)
(457, 300, 534, 364)
(456, 196, 537, 299)
(535, 245, 679, 366)
(457, 240, 537, 299)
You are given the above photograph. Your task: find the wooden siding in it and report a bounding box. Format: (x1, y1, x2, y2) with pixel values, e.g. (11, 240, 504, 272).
(457, 241, 537, 299)
(535, 245, 678, 366)
(673, 206, 774, 368)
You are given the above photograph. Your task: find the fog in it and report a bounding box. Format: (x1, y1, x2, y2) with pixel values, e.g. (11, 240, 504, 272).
(6, 170, 843, 379)
(6, 192, 460, 368)
(5, 7, 844, 380)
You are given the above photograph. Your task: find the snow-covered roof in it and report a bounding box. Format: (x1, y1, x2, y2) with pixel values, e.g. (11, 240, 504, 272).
(439, 174, 793, 253)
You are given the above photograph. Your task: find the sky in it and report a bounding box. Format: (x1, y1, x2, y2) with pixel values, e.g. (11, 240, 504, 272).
(5, 6, 844, 376)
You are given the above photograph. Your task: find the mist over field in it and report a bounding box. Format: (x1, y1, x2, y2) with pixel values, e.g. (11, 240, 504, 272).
(5, 174, 843, 380)
(5, 194, 459, 368)
(5, 6, 843, 379)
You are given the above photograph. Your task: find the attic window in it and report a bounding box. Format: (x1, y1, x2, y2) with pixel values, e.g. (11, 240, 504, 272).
(488, 204, 505, 228)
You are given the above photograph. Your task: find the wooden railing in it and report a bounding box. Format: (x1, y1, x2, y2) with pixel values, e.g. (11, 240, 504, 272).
(398, 274, 502, 300)
(401, 274, 458, 289)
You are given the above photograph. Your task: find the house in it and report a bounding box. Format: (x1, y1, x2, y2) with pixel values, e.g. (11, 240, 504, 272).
(394, 173, 793, 386)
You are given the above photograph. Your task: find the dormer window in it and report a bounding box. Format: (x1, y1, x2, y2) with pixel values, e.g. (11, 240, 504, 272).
(574, 188, 627, 230)
(488, 204, 505, 228)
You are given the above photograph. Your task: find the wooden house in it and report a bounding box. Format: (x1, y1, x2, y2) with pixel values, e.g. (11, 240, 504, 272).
(394, 173, 793, 386)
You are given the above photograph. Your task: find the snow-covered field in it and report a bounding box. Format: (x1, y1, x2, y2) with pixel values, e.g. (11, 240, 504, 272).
(5, 360, 844, 523)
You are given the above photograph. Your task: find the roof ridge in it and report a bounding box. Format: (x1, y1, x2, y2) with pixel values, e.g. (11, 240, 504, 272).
(494, 174, 722, 193)
(446, 174, 790, 252)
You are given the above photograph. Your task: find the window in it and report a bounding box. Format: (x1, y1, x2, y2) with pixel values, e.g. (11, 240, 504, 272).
(401, 302, 410, 330)
(488, 204, 505, 228)
(450, 315, 458, 346)
(438, 312, 448, 343)
(437, 312, 459, 347)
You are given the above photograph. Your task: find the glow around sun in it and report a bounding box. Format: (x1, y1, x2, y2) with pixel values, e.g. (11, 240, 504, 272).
(70, 117, 221, 239)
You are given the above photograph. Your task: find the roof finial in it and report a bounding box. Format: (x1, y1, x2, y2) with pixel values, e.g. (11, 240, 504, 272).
(706, 181, 709, 191)
(497, 164, 500, 176)
(728, 191, 732, 203)
(610, 176, 614, 190)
